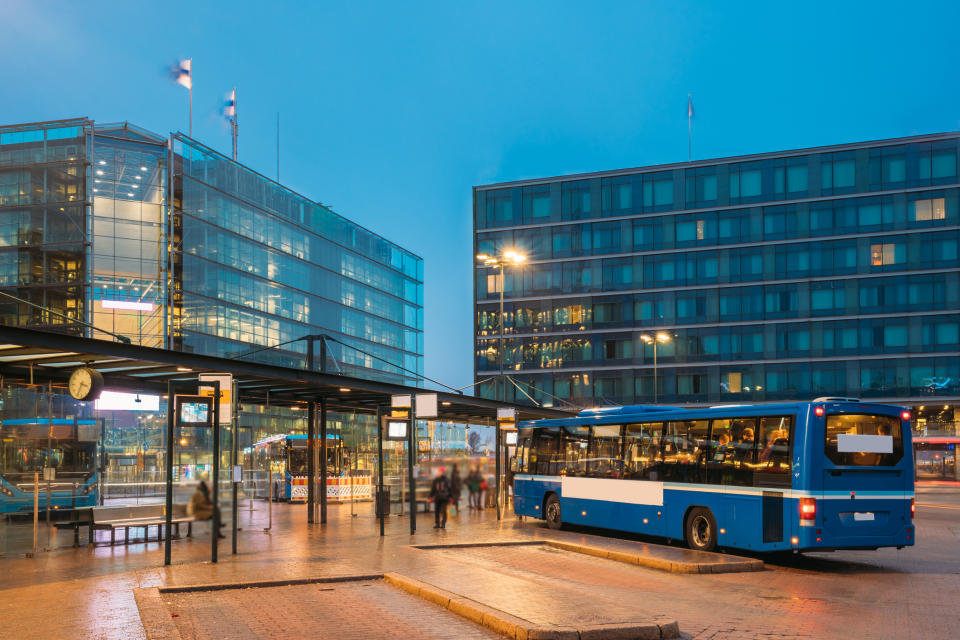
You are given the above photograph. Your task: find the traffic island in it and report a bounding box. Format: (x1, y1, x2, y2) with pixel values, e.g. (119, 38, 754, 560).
(384, 572, 680, 640)
(412, 538, 764, 574)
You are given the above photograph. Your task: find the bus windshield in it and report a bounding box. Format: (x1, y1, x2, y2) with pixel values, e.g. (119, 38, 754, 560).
(824, 414, 902, 466)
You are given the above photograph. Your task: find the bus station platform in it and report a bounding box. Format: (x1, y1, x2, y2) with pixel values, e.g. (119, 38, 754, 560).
(2, 487, 959, 640)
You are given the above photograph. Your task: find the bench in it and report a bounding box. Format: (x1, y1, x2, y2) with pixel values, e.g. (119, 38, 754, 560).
(79, 504, 195, 546)
(402, 488, 433, 513)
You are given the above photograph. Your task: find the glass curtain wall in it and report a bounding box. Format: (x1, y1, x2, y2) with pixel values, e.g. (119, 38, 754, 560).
(0, 120, 89, 333)
(171, 134, 424, 384)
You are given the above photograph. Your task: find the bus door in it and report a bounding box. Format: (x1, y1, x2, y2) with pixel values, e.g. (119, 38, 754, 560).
(821, 412, 910, 543)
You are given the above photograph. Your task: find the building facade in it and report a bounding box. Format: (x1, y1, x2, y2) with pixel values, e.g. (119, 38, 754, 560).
(0, 117, 423, 484)
(473, 132, 960, 448)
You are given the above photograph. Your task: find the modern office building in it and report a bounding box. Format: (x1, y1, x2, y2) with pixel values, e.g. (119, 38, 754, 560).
(0, 117, 423, 482)
(473, 132, 960, 454)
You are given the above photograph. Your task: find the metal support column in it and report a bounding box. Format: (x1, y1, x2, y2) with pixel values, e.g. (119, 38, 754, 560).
(211, 380, 221, 564)
(495, 424, 501, 520)
(231, 379, 239, 555)
(377, 404, 385, 537)
(163, 380, 175, 566)
(320, 397, 328, 525)
(408, 397, 416, 534)
(307, 401, 315, 524)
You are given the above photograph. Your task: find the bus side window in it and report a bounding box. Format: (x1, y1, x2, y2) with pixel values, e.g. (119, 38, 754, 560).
(588, 424, 623, 478)
(755, 416, 793, 487)
(563, 426, 590, 476)
(624, 422, 661, 480)
(662, 420, 709, 483)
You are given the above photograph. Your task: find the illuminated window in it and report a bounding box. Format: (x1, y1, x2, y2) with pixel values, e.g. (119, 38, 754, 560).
(870, 243, 902, 266)
(912, 198, 946, 221)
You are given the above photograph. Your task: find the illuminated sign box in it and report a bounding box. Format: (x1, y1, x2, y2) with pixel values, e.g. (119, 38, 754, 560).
(384, 419, 409, 441)
(95, 391, 160, 411)
(101, 299, 154, 312)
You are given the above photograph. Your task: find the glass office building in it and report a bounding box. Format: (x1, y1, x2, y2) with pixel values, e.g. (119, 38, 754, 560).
(0, 117, 423, 491)
(473, 132, 960, 442)
(0, 117, 423, 382)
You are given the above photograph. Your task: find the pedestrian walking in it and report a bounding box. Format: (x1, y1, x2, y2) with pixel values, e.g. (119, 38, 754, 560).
(429, 467, 451, 529)
(187, 480, 225, 539)
(467, 466, 482, 509)
(450, 464, 463, 513)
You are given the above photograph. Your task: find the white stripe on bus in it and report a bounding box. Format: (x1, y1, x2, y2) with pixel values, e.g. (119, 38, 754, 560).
(515, 475, 912, 500)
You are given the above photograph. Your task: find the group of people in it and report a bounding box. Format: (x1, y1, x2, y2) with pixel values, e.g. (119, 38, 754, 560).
(429, 464, 489, 529)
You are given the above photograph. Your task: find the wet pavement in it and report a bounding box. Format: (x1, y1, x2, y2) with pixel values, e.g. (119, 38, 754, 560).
(164, 580, 500, 640)
(1, 486, 959, 639)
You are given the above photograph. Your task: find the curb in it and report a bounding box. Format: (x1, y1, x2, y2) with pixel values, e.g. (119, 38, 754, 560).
(411, 541, 544, 550)
(383, 572, 680, 640)
(543, 540, 763, 574)
(157, 573, 383, 593)
(134, 587, 183, 640)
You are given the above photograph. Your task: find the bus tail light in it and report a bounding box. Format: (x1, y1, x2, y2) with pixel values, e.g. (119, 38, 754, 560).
(799, 498, 817, 526)
(911, 498, 915, 520)
(814, 406, 824, 417)
(901, 410, 911, 421)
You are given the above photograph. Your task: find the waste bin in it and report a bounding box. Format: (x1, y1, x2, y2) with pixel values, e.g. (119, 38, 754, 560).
(376, 486, 390, 517)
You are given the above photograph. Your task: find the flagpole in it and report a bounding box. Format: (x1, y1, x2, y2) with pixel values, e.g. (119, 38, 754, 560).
(189, 84, 193, 138)
(687, 94, 691, 162)
(232, 86, 238, 161)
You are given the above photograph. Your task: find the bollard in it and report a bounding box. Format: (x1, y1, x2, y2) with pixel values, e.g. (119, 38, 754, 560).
(32, 472, 39, 556)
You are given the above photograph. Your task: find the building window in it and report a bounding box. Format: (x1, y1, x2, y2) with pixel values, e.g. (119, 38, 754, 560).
(562, 181, 592, 218)
(822, 158, 855, 189)
(522, 186, 551, 220)
(601, 177, 634, 214)
(729, 167, 762, 199)
(487, 273, 502, 294)
(774, 164, 808, 194)
(643, 176, 673, 207)
(911, 197, 946, 221)
(870, 243, 903, 266)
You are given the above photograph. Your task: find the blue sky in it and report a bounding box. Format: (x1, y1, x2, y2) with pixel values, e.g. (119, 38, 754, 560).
(3, 1, 958, 389)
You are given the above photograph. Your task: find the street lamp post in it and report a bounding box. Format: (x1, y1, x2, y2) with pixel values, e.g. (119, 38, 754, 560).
(640, 332, 672, 404)
(477, 250, 526, 402)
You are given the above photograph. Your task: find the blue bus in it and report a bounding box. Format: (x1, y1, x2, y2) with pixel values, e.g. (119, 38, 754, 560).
(251, 434, 343, 501)
(512, 400, 915, 553)
(0, 418, 100, 514)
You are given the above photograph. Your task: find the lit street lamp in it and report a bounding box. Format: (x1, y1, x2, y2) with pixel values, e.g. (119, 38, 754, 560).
(476, 250, 527, 401)
(640, 332, 672, 404)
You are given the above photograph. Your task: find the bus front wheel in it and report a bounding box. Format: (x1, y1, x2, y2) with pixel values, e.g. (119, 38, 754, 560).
(684, 507, 717, 552)
(544, 494, 563, 530)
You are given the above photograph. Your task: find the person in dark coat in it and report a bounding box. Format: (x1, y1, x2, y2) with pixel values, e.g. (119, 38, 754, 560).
(466, 466, 482, 509)
(450, 464, 463, 512)
(187, 480, 225, 539)
(429, 467, 451, 529)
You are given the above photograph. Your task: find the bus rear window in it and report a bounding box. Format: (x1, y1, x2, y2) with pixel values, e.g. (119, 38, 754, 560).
(824, 414, 903, 466)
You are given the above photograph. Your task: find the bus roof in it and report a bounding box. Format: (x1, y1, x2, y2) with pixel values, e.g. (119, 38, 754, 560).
(1, 418, 97, 426)
(518, 400, 909, 429)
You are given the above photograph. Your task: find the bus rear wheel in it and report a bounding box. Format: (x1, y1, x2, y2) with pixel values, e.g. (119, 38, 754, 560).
(685, 507, 717, 552)
(544, 494, 562, 530)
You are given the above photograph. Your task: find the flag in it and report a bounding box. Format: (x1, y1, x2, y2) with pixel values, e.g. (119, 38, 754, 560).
(172, 59, 192, 90)
(224, 88, 236, 118)
(688, 95, 694, 119)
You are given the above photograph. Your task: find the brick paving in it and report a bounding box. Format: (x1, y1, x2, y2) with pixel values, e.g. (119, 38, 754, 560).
(164, 581, 499, 640)
(0, 490, 959, 639)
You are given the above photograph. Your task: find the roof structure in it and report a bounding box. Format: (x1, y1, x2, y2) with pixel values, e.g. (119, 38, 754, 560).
(0, 325, 569, 423)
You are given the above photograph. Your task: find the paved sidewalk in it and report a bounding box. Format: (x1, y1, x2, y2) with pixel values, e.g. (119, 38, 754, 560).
(0, 496, 959, 639)
(164, 580, 499, 640)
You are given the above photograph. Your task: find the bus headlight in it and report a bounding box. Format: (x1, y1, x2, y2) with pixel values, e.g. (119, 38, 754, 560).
(0, 483, 13, 497)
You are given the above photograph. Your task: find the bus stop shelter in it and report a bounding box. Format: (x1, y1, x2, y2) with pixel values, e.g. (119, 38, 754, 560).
(0, 325, 569, 563)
